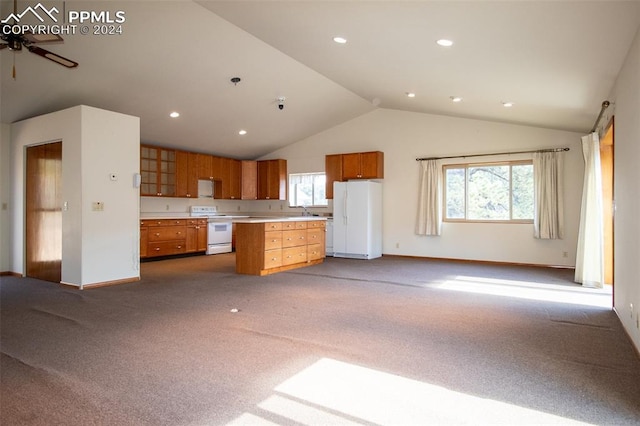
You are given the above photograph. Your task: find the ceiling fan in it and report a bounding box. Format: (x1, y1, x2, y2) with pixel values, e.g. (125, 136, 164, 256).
(1, 0, 78, 77)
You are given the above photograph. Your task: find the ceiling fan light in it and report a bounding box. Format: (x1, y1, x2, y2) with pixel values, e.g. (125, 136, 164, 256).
(333, 36, 347, 44)
(169, 112, 180, 118)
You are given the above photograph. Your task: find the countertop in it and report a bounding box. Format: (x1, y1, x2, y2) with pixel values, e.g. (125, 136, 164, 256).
(233, 216, 327, 224)
(140, 214, 327, 222)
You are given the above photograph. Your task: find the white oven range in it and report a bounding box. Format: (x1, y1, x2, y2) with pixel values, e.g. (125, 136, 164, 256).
(189, 206, 235, 255)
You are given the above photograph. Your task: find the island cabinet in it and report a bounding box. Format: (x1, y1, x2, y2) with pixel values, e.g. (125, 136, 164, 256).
(235, 219, 326, 275)
(140, 219, 187, 258)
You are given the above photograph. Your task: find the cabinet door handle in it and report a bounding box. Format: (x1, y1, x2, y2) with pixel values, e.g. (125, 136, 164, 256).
(177, 245, 182, 249)
(155, 233, 160, 236)
(154, 247, 160, 251)
(272, 239, 277, 242)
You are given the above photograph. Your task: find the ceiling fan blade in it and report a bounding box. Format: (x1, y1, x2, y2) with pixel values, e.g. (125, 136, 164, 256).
(24, 32, 64, 44)
(27, 46, 78, 68)
(0, 44, 8, 50)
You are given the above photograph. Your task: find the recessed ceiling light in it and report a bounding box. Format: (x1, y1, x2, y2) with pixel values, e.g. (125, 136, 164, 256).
(406, 92, 416, 98)
(436, 39, 454, 47)
(333, 36, 347, 44)
(169, 111, 180, 118)
(450, 96, 462, 102)
(502, 102, 514, 108)
(238, 130, 247, 135)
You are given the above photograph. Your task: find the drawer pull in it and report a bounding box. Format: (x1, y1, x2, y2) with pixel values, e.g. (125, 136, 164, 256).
(271, 257, 277, 261)
(287, 238, 292, 241)
(155, 233, 160, 236)
(287, 255, 292, 258)
(154, 247, 160, 251)
(177, 245, 182, 249)
(176, 232, 182, 235)
(272, 239, 277, 242)
(157, 221, 162, 225)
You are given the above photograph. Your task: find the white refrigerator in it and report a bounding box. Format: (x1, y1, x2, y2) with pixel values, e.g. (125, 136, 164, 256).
(333, 180, 382, 259)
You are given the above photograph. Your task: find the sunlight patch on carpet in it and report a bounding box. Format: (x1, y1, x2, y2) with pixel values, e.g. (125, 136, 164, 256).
(438, 275, 612, 308)
(227, 358, 593, 425)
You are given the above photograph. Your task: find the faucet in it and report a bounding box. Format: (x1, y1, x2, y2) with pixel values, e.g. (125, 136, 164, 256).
(302, 205, 309, 216)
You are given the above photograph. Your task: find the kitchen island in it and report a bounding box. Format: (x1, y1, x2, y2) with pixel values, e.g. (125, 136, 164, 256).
(234, 217, 327, 275)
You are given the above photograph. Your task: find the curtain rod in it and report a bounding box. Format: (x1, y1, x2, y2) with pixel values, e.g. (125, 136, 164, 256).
(590, 100, 611, 133)
(415, 147, 570, 162)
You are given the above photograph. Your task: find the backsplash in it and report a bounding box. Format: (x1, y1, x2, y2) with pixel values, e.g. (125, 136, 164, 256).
(140, 197, 332, 217)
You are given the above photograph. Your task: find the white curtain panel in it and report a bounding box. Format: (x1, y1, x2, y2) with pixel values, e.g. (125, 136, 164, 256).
(415, 160, 441, 236)
(575, 133, 604, 288)
(533, 151, 565, 239)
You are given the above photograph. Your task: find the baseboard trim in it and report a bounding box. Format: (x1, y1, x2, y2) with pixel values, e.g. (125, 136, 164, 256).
(0, 271, 22, 277)
(613, 306, 640, 360)
(60, 276, 140, 290)
(381, 254, 575, 270)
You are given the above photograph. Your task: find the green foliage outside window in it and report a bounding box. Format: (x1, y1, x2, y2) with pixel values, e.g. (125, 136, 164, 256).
(444, 162, 533, 222)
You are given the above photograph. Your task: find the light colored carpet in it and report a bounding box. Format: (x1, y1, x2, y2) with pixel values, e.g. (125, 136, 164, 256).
(1, 255, 638, 425)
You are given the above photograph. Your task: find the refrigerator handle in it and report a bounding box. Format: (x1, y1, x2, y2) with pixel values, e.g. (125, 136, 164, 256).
(343, 189, 348, 225)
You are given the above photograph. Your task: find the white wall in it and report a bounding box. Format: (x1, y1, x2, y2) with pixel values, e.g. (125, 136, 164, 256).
(10, 106, 140, 287)
(265, 108, 584, 267)
(0, 123, 10, 273)
(609, 27, 640, 351)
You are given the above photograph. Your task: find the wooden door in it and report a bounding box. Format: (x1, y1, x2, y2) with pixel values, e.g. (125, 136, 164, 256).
(26, 142, 62, 283)
(600, 119, 614, 286)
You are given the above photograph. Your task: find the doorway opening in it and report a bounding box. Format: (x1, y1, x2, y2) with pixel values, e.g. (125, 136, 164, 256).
(26, 141, 62, 283)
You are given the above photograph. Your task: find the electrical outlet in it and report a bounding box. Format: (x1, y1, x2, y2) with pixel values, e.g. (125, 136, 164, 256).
(1, 202, 7, 211)
(92, 202, 104, 211)
(237, 206, 240, 211)
(269, 204, 272, 210)
(395, 242, 400, 248)
(166, 204, 170, 211)
(280, 204, 283, 210)
(562, 251, 568, 258)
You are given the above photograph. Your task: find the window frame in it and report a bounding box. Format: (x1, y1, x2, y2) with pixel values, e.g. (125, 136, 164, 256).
(288, 172, 328, 208)
(443, 160, 534, 224)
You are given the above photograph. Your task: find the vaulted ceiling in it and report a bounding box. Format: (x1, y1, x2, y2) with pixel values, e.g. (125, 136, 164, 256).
(2, 1, 639, 159)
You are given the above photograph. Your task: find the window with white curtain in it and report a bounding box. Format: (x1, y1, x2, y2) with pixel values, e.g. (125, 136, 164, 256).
(288, 173, 328, 207)
(443, 161, 534, 222)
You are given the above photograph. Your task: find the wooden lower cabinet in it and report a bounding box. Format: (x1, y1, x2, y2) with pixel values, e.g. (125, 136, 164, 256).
(235, 220, 326, 275)
(186, 219, 208, 253)
(141, 219, 188, 258)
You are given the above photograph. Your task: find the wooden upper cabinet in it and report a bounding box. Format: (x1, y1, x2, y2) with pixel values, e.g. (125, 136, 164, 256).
(324, 151, 384, 199)
(220, 158, 241, 199)
(325, 154, 343, 200)
(241, 160, 257, 200)
(140, 145, 176, 197)
(342, 151, 384, 179)
(197, 154, 213, 180)
(257, 159, 287, 200)
(176, 151, 198, 198)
